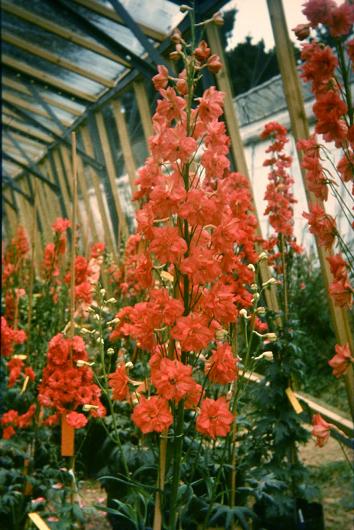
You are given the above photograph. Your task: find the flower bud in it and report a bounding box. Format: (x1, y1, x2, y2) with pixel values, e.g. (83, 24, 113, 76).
(100, 288, 106, 296)
(247, 264, 256, 272)
(125, 361, 134, 369)
(215, 328, 228, 340)
(255, 351, 274, 361)
(76, 360, 94, 367)
(180, 4, 192, 12)
(171, 28, 182, 42)
(212, 11, 224, 26)
(107, 348, 115, 355)
(292, 23, 311, 41)
(97, 337, 104, 345)
(258, 252, 268, 262)
(239, 309, 249, 319)
(82, 404, 98, 412)
(80, 328, 90, 335)
(106, 298, 117, 304)
(93, 313, 100, 321)
(251, 293, 260, 302)
(169, 50, 181, 61)
(251, 283, 258, 292)
(264, 333, 277, 342)
(256, 306, 266, 315)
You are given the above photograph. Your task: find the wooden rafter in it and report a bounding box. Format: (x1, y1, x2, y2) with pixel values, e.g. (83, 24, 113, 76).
(2, 92, 72, 127)
(3, 117, 53, 143)
(3, 78, 83, 116)
(73, 0, 165, 42)
(2, 55, 98, 103)
(2, 31, 116, 89)
(2, 1, 130, 67)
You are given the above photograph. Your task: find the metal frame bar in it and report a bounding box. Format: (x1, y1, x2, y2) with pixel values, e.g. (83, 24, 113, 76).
(2, 92, 72, 127)
(108, 0, 170, 70)
(3, 152, 59, 191)
(28, 84, 67, 134)
(73, 0, 165, 42)
(2, 175, 33, 203)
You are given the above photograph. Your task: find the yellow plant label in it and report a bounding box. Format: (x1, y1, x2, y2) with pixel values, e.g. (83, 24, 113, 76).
(28, 513, 51, 530)
(285, 387, 303, 414)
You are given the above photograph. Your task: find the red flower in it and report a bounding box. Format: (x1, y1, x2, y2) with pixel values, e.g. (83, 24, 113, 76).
(149, 226, 187, 264)
(196, 397, 234, 439)
(194, 40, 211, 61)
(302, 0, 336, 27)
(66, 411, 88, 429)
(52, 218, 71, 233)
(131, 396, 173, 433)
(109, 364, 129, 401)
(171, 313, 214, 352)
(205, 343, 238, 384)
(329, 278, 353, 308)
(152, 65, 169, 90)
(328, 343, 352, 378)
(327, 254, 349, 280)
(327, 2, 354, 37)
(1, 317, 27, 357)
(151, 358, 195, 402)
(303, 205, 336, 249)
(207, 54, 222, 74)
(311, 413, 334, 447)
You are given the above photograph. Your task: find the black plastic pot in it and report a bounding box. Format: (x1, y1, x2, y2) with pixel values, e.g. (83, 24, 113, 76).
(254, 498, 325, 530)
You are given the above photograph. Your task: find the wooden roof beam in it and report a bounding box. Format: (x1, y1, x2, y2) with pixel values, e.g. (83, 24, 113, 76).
(73, 0, 165, 42)
(2, 1, 131, 67)
(2, 92, 72, 127)
(2, 56, 98, 103)
(2, 31, 116, 89)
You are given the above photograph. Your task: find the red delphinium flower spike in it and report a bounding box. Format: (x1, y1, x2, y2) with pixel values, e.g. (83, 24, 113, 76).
(302, 0, 336, 28)
(131, 395, 173, 434)
(52, 218, 71, 233)
(196, 397, 234, 439)
(297, 135, 330, 201)
(311, 413, 335, 447)
(328, 343, 353, 377)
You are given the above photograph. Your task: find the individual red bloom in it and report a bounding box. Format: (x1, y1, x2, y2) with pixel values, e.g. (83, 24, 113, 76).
(66, 411, 88, 429)
(302, 0, 336, 27)
(327, 254, 349, 280)
(337, 152, 354, 183)
(152, 65, 169, 90)
(196, 397, 234, 439)
(194, 40, 211, 61)
(347, 38, 354, 64)
(156, 87, 186, 123)
(313, 91, 347, 123)
(151, 358, 195, 402)
(180, 248, 222, 285)
(329, 278, 353, 308)
(75, 281, 93, 305)
(328, 343, 353, 377)
(171, 313, 214, 352)
(327, 2, 354, 37)
(178, 189, 219, 226)
(200, 282, 237, 324)
(1, 409, 19, 426)
(52, 218, 71, 233)
(131, 395, 173, 434)
(301, 42, 338, 94)
(2, 426, 16, 439)
(90, 242, 105, 258)
(17, 404, 36, 428)
(109, 364, 129, 401)
(303, 205, 336, 249)
(149, 226, 187, 264)
(205, 343, 238, 384)
(197, 87, 224, 123)
(149, 289, 184, 326)
(207, 54, 223, 73)
(184, 382, 204, 410)
(311, 413, 334, 447)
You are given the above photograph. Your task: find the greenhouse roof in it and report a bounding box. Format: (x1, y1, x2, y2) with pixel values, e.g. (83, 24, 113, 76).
(2, 0, 226, 183)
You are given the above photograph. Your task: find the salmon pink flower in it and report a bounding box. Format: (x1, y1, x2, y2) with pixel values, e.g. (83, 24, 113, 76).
(171, 313, 214, 352)
(131, 396, 173, 434)
(151, 358, 195, 402)
(327, 2, 354, 37)
(194, 40, 211, 61)
(205, 343, 238, 384)
(196, 397, 234, 439)
(66, 411, 88, 429)
(329, 278, 353, 308)
(152, 65, 169, 90)
(328, 343, 353, 377)
(311, 413, 334, 447)
(109, 364, 129, 400)
(149, 226, 187, 264)
(52, 218, 71, 233)
(303, 205, 336, 249)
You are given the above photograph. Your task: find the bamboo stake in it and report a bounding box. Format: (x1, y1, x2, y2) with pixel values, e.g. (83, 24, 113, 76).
(153, 434, 168, 530)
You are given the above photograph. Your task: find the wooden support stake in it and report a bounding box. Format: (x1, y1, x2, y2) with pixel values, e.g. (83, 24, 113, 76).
(206, 24, 281, 318)
(267, 0, 354, 418)
(133, 81, 153, 144)
(112, 98, 137, 195)
(80, 125, 118, 261)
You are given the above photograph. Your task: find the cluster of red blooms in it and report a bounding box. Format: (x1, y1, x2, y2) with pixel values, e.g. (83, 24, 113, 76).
(1, 404, 36, 440)
(293, 0, 354, 388)
(42, 218, 71, 281)
(260, 122, 302, 268)
(38, 333, 105, 429)
(1, 316, 27, 357)
(108, 39, 259, 439)
(2, 226, 30, 323)
(64, 242, 106, 314)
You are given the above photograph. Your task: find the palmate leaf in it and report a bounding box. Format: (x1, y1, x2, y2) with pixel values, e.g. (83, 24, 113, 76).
(209, 503, 255, 530)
